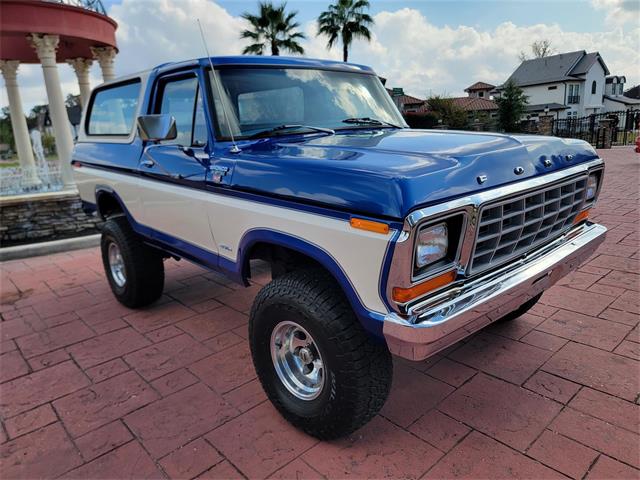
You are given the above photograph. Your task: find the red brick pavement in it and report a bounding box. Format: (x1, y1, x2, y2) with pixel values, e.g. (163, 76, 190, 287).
(1, 147, 638, 479)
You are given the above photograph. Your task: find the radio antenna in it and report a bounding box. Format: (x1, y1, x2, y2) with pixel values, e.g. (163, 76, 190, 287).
(197, 19, 241, 154)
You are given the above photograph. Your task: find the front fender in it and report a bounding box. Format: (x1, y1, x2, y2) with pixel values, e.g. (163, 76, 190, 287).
(232, 229, 388, 339)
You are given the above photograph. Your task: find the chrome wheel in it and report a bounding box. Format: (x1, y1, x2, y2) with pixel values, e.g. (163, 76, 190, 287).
(270, 321, 324, 400)
(108, 242, 126, 288)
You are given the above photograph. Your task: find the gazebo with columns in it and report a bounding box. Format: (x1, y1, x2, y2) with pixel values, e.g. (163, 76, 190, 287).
(0, 0, 118, 191)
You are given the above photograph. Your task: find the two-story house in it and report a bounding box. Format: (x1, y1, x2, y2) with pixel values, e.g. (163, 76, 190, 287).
(464, 82, 495, 99)
(450, 82, 498, 121)
(501, 50, 614, 119)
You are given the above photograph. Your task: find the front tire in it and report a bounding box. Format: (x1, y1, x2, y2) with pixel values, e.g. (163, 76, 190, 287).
(100, 216, 165, 308)
(249, 269, 392, 440)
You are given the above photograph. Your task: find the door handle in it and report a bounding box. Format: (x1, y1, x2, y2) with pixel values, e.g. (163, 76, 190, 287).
(141, 159, 155, 168)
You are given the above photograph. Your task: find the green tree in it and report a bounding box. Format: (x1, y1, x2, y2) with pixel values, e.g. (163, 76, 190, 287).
(318, 0, 373, 62)
(26, 104, 47, 131)
(241, 2, 305, 56)
(426, 96, 468, 129)
(495, 79, 528, 132)
(65, 94, 81, 108)
(0, 107, 15, 150)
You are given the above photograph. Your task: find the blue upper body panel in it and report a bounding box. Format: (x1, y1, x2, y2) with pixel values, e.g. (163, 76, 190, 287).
(76, 56, 600, 222)
(218, 128, 599, 220)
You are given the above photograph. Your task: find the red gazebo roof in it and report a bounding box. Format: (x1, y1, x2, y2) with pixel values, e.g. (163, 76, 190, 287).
(0, 0, 118, 63)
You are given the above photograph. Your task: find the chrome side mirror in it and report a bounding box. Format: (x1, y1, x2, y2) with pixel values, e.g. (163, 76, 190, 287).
(137, 114, 177, 142)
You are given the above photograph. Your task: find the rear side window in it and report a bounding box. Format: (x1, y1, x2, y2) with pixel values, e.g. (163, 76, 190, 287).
(87, 80, 141, 135)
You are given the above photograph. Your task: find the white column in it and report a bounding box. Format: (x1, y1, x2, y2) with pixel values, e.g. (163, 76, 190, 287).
(91, 46, 117, 82)
(0, 60, 41, 187)
(66, 57, 93, 107)
(28, 33, 75, 189)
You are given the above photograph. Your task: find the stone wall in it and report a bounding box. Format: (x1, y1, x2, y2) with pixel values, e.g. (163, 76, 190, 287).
(0, 191, 102, 247)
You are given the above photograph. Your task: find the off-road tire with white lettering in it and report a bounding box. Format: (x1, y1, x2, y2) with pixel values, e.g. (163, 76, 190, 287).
(249, 268, 393, 440)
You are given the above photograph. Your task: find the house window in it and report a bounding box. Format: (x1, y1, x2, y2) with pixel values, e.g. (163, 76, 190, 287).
(478, 91, 484, 98)
(619, 83, 624, 95)
(567, 85, 580, 104)
(591, 81, 597, 94)
(548, 86, 557, 90)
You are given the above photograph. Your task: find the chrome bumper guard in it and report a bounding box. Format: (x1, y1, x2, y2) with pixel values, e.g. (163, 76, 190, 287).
(383, 222, 607, 361)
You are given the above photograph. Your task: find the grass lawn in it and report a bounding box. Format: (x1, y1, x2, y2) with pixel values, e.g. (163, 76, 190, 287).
(0, 155, 58, 169)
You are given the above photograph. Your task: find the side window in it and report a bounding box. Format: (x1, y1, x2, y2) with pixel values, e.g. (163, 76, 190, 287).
(157, 75, 207, 146)
(591, 81, 597, 94)
(87, 80, 141, 135)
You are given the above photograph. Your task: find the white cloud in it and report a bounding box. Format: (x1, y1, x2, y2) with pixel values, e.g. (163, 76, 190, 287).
(2, 1, 639, 112)
(108, 0, 246, 75)
(306, 8, 640, 98)
(591, 0, 640, 26)
(1, 0, 246, 113)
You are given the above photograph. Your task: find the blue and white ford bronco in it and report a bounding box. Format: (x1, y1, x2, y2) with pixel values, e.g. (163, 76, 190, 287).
(73, 56, 606, 439)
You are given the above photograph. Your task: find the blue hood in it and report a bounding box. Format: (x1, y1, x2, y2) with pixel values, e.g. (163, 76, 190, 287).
(228, 129, 599, 220)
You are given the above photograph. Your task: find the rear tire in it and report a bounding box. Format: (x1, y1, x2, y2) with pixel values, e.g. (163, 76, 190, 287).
(100, 216, 164, 308)
(249, 269, 392, 440)
(496, 293, 543, 323)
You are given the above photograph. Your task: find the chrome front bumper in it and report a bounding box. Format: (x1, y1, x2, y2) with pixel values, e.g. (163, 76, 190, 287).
(383, 222, 607, 360)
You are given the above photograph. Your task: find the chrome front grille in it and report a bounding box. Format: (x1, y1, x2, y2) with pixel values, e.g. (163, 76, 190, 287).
(470, 176, 588, 274)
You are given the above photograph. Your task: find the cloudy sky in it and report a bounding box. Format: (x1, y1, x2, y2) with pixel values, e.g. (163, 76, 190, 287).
(2, 0, 639, 113)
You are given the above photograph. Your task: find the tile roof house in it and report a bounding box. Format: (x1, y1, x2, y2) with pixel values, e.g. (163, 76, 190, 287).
(386, 88, 429, 113)
(386, 84, 498, 128)
(499, 50, 636, 119)
(450, 82, 498, 117)
(450, 97, 497, 112)
(464, 82, 495, 98)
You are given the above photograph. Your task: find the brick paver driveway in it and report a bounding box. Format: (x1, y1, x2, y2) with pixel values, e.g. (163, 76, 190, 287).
(1, 147, 638, 479)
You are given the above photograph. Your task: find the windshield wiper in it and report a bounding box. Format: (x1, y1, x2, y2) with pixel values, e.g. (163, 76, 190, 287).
(248, 124, 335, 139)
(341, 117, 402, 128)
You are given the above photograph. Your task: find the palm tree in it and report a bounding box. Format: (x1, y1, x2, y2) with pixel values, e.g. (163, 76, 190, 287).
(241, 2, 305, 56)
(317, 0, 373, 62)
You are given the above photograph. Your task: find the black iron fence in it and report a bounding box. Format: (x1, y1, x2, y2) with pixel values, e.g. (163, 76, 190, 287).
(552, 110, 639, 147)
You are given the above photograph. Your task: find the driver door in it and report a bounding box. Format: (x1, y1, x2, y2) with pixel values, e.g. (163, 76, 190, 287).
(137, 71, 218, 255)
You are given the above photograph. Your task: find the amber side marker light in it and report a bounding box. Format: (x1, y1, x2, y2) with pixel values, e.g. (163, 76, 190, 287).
(350, 218, 390, 234)
(573, 209, 590, 225)
(392, 269, 457, 303)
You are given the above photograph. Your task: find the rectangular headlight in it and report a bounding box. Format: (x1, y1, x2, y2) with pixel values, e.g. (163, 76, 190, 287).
(415, 223, 448, 269)
(412, 213, 465, 280)
(585, 173, 598, 201)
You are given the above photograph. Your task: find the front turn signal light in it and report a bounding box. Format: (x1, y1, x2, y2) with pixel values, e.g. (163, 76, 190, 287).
(350, 218, 390, 235)
(573, 209, 590, 225)
(392, 269, 456, 303)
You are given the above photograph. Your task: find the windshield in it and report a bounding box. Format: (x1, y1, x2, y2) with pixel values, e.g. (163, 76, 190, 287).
(209, 67, 407, 140)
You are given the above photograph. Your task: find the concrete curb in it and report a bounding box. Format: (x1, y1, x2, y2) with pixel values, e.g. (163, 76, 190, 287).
(0, 234, 101, 262)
